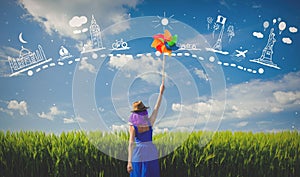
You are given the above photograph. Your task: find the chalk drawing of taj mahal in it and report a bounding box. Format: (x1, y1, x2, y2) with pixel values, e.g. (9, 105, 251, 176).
(8, 45, 52, 77)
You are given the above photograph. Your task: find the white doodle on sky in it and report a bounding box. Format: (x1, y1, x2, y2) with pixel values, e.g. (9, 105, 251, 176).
(207, 17, 213, 30)
(69, 16, 87, 27)
(278, 21, 286, 35)
(58, 46, 73, 61)
(152, 12, 178, 30)
(289, 27, 298, 33)
(253, 32, 264, 39)
(262, 19, 297, 39)
(212, 21, 220, 39)
(8, 45, 52, 77)
(263, 21, 269, 31)
(178, 43, 201, 51)
(69, 16, 88, 34)
(213, 15, 227, 50)
(206, 15, 230, 55)
(18, 32, 28, 44)
(111, 39, 130, 50)
(227, 25, 235, 43)
(8, 14, 281, 78)
(282, 37, 292, 45)
(81, 15, 105, 53)
(104, 52, 263, 75)
(73, 28, 89, 35)
(7, 46, 262, 78)
(205, 47, 229, 55)
(235, 50, 248, 58)
(250, 28, 280, 69)
(250, 17, 298, 69)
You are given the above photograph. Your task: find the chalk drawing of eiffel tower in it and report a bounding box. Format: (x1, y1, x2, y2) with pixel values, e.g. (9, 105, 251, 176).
(213, 15, 227, 51)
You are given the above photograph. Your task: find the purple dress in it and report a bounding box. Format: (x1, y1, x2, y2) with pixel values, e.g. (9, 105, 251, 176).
(130, 125, 160, 177)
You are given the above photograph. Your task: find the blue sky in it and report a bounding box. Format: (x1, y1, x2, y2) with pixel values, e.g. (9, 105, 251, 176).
(0, 0, 299, 133)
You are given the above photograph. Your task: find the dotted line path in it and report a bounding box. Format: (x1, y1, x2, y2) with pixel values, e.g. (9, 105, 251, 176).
(24, 51, 264, 76)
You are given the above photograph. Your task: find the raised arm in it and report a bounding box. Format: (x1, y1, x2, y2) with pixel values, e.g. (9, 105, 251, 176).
(149, 81, 165, 126)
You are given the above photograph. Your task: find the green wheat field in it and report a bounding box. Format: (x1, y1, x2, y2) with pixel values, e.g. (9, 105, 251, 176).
(1, 130, 299, 177)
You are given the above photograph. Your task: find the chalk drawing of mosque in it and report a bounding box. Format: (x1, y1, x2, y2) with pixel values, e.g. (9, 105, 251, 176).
(82, 15, 105, 53)
(8, 45, 52, 77)
(250, 28, 280, 69)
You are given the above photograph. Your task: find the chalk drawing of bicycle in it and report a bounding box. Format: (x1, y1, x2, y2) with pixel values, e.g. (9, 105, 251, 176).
(111, 39, 130, 50)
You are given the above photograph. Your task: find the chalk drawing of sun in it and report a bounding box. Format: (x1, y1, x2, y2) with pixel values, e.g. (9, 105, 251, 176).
(153, 12, 178, 30)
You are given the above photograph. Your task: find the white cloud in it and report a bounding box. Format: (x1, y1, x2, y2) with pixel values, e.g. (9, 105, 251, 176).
(0, 46, 19, 59)
(219, 0, 230, 9)
(252, 4, 262, 9)
(289, 27, 298, 33)
(63, 116, 87, 124)
(282, 37, 292, 44)
(108, 54, 162, 85)
(0, 107, 14, 116)
(252, 32, 264, 39)
(256, 121, 287, 132)
(153, 126, 169, 134)
(69, 16, 88, 27)
(98, 107, 105, 112)
(79, 58, 96, 73)
(37, 106, 66, 120)
(108, 14, 132, 35)
(111, 124, 128, 132)
(171, 71, 300, 124)
(76, 116, 87, 123)
(194, 68, 209, 81)
(63, 117, 75, 124)
(0, 46, 20, 77)
(235, 121, 248, 128)
(111, 124, 169, 134)
(7, 100, 28, 116)
(171, 99, 224, 124)
(17, 0, 140, 38)
(273, 91, 300, 104)
(109, 54, 134, 69)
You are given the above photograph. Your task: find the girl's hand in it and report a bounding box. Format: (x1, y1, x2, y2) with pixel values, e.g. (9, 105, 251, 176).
(127, 162, 133, 173)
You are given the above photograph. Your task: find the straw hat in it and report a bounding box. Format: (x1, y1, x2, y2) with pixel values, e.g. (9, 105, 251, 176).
(131, 101, 149, 112)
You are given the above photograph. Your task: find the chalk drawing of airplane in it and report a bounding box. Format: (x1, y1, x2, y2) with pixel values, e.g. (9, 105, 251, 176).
(235, 49, 248, 57)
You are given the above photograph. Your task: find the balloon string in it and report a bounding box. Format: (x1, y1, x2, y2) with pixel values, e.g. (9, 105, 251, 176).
(162, 54, 166, 83)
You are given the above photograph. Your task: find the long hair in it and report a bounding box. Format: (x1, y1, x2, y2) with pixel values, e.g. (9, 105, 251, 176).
(129, 110, 150, 126)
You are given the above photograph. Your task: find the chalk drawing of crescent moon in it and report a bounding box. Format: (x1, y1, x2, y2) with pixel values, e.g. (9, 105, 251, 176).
(18, 32, 28, 44)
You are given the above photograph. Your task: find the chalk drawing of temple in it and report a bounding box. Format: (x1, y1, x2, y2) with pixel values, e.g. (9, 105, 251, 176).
(8, 45, 52, 76)
(250, 28, 280, 69)
(82, 15, 105, 53)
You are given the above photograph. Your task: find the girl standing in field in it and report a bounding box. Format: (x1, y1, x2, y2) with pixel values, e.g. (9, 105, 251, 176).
(127, 81, 165, 177)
